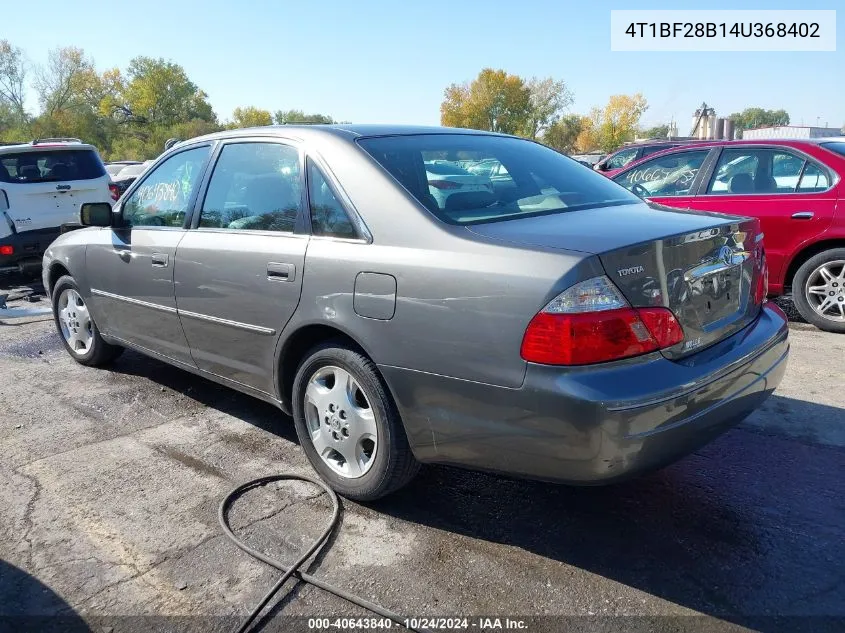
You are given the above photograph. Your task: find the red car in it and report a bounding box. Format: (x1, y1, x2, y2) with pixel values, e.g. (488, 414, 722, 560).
(611, 138, 845, 333)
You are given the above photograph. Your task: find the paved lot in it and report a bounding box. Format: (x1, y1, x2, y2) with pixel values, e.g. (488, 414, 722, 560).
(1, 275, 843, 633)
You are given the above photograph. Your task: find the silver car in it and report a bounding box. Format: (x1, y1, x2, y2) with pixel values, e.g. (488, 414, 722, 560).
(43, 125, 789, 500)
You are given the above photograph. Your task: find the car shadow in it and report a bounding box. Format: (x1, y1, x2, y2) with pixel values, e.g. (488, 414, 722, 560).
(102, 351, 844, 629)
(0, 558, 91, 632)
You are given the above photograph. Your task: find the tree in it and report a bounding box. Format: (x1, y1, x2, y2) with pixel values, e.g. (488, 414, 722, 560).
(34, 47, 99, 118)
(729, 107, 790, 133)
(228, 106, 272, 129)
(581, 94, 648, 152)
(524, 77, 573, 140)
(440, 68, 531, 135)
(120, 57, 216, 127)
(542, 114, 583, 153)
(0, 40, 27, 122)
(273, 109, 334, 124)
(640, 124, 669, 139)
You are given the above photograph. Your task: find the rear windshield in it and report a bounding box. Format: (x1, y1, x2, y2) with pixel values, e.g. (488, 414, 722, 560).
(357, 134, 639, 225)
(820, 142, 845, 158)
(0, 149, 106, 184)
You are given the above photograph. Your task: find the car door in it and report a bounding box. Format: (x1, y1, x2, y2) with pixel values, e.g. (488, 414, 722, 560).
(173, 139, 307, 394)
(612, 148, 714, 208)
(85, 144, 212, 365)
(684, 146, 838, 290)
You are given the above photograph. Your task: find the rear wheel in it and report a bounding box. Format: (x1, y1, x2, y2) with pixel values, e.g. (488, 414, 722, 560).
(792, 248, 845, 333)
(291, 342, 419, 501)
(52, 275, 123, 366)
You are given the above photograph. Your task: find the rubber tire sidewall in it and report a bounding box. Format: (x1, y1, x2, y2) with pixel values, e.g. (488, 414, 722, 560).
(792, 248, 845, 334)
(51, 275, 122, 365)
(291, 342, 417, 501)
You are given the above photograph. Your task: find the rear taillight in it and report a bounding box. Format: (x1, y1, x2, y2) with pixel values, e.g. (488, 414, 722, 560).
(520, 276, 684, 366)
(754, 252, 768, 305)
(108, 183, 120, 201)
(428, 180, 462, 190)
(0, 245, 13, 256)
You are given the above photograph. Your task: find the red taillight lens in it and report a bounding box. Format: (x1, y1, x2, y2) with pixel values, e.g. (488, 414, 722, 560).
(108, 183, 120, 201)
(0, 245, 13, 256)
(754, 253, 768, 304)
(521, 307, 684, 366)
(428, 180, 462, 190)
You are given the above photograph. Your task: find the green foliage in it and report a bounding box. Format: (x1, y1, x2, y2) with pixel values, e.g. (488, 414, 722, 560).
(441, 69, 572, 139)
(227, 106, 273, 129)
(0, 41, 338, 161)
(541, 114, 584, 153)
(640, 124, 669, 139)
(729, 107, 790, 134)
(273, 109, 334, 124)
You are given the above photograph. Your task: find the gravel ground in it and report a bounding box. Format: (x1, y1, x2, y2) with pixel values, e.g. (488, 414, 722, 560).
(1, 275, 843, 633)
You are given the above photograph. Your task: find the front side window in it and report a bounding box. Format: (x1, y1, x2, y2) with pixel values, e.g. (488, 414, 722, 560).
(614, 150, 709, 197)
(122, 146, 209, 227)
(357, 134, 637, 226)
(0, 149, 105, 184)
(707, 148, 811, 194)
(199, 142, 301, 232)
(605, 147, 639, 170)
(307, 160, 356, 239)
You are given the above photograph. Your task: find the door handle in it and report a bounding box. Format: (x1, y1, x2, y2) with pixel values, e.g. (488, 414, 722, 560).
(267, 262, 295, 282)
(151, 252, 169, 267)
(791, 211, 814, 220)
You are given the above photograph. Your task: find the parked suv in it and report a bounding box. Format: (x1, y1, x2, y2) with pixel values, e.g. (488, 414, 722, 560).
(612, 138, 845, 332)
(1, 138, 113, 275)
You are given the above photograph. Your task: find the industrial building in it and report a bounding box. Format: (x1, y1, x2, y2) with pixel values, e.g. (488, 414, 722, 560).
(740, 125, 843, 140)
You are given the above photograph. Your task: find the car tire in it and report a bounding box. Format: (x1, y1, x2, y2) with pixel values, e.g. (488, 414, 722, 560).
(51, 275, 124, 366)
(792, 248, 845, 333)
(291, 341, 419, 501)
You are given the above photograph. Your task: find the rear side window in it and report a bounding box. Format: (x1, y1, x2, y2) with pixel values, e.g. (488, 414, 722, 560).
(307, 160, 357, 239)
(0, 150, 105, 183)
(357, 134, 637, 225)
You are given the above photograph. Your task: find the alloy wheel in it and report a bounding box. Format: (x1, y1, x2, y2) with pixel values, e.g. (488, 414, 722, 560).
(805, 260, 845, 322)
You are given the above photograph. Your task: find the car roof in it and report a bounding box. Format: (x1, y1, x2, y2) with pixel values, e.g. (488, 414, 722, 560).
(173, 124, 509, 149)
(614, 137, 845, 174)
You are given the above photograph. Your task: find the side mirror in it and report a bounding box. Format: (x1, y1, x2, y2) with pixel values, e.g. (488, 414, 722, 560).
(595, 162, 607, 171)
(80, 202, 113, 227)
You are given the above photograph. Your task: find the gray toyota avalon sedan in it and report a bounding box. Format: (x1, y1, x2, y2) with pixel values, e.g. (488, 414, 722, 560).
(43, 125, 789, 500)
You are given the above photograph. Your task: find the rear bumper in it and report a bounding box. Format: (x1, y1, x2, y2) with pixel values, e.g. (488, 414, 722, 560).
(0, 228, 60, 272)
(382, 302, 789, 483)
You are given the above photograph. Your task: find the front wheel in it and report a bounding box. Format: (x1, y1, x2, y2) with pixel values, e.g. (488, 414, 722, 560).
(792, 248, 845, 333)
(52, 275, 124, 366)
(291, 342, 419, 501)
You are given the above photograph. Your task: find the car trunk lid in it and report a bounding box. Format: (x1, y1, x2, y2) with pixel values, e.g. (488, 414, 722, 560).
(467, 202, 765, 358)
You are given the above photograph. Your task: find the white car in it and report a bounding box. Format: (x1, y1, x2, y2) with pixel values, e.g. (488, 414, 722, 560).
(0, 139, 113, 275)
(424, 161, 494, 208)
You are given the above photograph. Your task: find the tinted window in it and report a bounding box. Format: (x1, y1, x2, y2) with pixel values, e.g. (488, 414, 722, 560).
(307, 160, 356, 239)
(797, 163, 831, 192)
(122, 146, 209, 228)
(640, 144, 673, 158)
(708, 149, 809, 194)
(199, 143, 301, 232)
(425, 162, 472, 176)
(821, 142, 845, 157)
(357, 135, 637, 225)
(0, 149, 106, 183)
(605, 147, 638, 169)
(614, 150, 709, 197)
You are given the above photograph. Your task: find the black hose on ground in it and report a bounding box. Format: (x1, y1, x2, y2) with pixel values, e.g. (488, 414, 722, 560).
(218, 474, 431, 633)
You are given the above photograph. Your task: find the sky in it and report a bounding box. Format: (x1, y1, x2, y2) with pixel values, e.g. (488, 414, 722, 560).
(5, 0, 844, 131)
